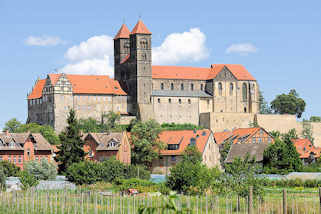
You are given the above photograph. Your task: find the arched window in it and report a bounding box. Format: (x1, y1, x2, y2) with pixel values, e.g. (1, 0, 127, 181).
(252, 83, 255, 98)
(242, 83, 247, 101)
(181, 83, 184, 90)
(161, 83, 164, 90)
(218, 82, 223, 96)
(229, 83, 234, 96)
(188, 99, 191, 104)
(158, 98, 160, 103)
(201, 84, 204, 91)
(191, 83, 194, 91)
(179, 99, 182, 104)
(171, 83, 174, 90)
(169, 98, 171, 103)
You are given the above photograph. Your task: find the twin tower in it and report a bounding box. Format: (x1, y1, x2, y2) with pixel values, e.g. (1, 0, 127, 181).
(113, 20, 154, 120)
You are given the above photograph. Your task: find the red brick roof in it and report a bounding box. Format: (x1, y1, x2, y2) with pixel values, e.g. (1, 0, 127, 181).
(221, 64, 256, 81)
(213, 131, 233, 145)
(114, 24, 130, 40)
(27, 79, 46, 99)
(28, 74, 127, 100)
(157, 129, 212, 156)
(292, 139, 321, 159)
(131, 20, 152, 35)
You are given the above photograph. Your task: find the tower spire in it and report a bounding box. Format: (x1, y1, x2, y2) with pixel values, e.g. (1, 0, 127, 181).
(114, 24, 130, 40)
(131, 20, 151, 35)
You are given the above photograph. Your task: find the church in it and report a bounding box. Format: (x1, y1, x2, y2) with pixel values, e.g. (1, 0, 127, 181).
(27, 20, 259, 132)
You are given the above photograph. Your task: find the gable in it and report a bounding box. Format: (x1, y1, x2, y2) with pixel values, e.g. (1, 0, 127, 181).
(213, 66, 237, 81)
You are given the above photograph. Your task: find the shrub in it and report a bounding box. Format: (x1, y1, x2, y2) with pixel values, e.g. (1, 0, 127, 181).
(100, 158, 127, 183)
(0, 166, 6, 191)
(0, 160, 21, 177)
(117, 178, 158, 193)
(19, 171, 39, 190)
(161, 123, 203, 131)
(125, 165, 151, 180)
(24, 159, 57, 180)
(66, 161, 102, 185)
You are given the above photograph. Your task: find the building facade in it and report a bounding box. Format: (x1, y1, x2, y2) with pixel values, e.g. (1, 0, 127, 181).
(27, 20, 259, 132)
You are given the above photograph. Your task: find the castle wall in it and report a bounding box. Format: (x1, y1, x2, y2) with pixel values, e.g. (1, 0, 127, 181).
(152, 79, 206, 91)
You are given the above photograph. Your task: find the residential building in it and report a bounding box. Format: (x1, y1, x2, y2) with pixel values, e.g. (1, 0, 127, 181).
(292, 138, 321, 165)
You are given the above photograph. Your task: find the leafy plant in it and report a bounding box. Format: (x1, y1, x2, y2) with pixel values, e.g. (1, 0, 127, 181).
(66, 161, 102, 185)
(24, 159, 57, 180)
(100, 158, 127, 183)
(19, 171, 39, 190)
(0, 160, 21, 177)
(0, 166, 6, 191)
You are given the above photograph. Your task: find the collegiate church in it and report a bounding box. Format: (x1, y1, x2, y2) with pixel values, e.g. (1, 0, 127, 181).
(27, 20, 259, 132)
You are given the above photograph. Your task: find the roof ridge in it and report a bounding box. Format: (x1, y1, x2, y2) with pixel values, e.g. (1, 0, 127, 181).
(131, 20, 152, 35)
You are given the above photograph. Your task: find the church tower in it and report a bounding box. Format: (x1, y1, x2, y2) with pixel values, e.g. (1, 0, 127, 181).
(130, 20, 154, 121)
(114, 24, 130, 81)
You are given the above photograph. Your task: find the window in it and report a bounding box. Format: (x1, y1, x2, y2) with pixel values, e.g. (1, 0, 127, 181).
(14, 156, 16, 163)
(201, 84, 204, 91)
(168, 144, 179, 150)
(179, 99, 182, 104)
(171, 83, 174, 90)
(181, 83, 184, 90)
(161, 83, 164, 90)
(191, 83, 194, 91)
(88, 149, 93, 158)
(171, 156, 176, 162)
(242, 83, 248, 101)
(258, 138, 262, 143)
(169, 98, 171, 103)
(188, 99, 191, 104)
(27, 149, 30, 157)
(252, 138, 256, 143)
(218, 82, 223, 96)
(229, 83, 234, 96)
(158, 98, 161, 103)
(18, 156, 22, 163)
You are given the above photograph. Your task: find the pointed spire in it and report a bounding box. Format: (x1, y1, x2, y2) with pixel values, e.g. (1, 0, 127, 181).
(114, 24, 130, 40)
(131, 20, 152, 35)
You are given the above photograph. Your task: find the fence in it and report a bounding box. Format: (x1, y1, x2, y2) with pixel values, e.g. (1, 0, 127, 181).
(0, 188, 321, 213)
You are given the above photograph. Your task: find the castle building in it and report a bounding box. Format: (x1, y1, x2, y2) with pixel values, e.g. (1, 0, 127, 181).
(27, 20, 259, 132)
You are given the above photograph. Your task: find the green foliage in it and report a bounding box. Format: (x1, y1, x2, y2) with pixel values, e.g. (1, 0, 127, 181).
(24, 159, 57, 180)
(182, 145, 202, 164)
(131, 120, 164, 166)
(310, 116, 321, 122)
(160, 123, 203, 131)
(0, 166, 6, 191)
(125, 165, 151, 180)
(117, 178, 158, 193)
(302, 120, 314, 145)
(102, 111, 121, 129)
(219, 140, 232, 167)
(265, 178, 321, 188)
(0, 160, 21, 177)
(78, 112, 123, 133)
(270, 89, 306, 118)
(100, 158, 127, 183)
(259, 91, 272, 114)
(55, 109, 86, 174)
(19, 171, 39, 190)
(66, 161, 102, 185)
(78, 118, 106, 133)
(3, 118, 22, 132)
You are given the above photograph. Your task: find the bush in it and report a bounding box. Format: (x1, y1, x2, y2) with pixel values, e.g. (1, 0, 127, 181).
(125, 165, 151, 180)
(117, 178, 158, 193)
(100, 158, 127, 183)
(161, 123, 203, 131)
(66, 161, 102, 185)
(0, 160, 21, 177)
(24, 159, 57, 180)
(0, 166, 6, 191)
(19, 171, 39, 190)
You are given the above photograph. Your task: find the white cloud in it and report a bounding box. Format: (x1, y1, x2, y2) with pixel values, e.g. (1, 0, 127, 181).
(225, 43, 258, 55)
(153, 28, 209, 65)
(25, 36, 65, 46)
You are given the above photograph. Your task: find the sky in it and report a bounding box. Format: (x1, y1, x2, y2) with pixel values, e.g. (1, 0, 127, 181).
(1, 0, 321, 129)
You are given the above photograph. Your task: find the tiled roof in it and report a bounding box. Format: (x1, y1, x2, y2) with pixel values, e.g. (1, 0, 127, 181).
(232, 128, 261, 141)
(31, 133, 52, 151)
(157, 129, 212, 156)
(213, 64, 256, 81)
(27, 79, 46, 99)
(131, 20, 152, 35)
(292, 139, 321, 159)
(114, 24, 130, 39)
(225, 143, 269, 163)
(86, 132, 124, 151)
(28, 74, 127, 100)
(0, 133, 51, 151)
(152, 90, 212, 98)
(213, 131, 233, 145)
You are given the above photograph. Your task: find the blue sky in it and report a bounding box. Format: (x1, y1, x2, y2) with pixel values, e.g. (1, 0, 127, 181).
(1, 0, 321, 129)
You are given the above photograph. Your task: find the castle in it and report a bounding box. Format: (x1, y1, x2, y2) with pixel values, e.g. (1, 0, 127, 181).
(27, 20, 260, 132)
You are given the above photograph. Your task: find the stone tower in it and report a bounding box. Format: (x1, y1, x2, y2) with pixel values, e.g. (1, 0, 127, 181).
(114, 24, 130, 81)
(129, 20, 154, 121)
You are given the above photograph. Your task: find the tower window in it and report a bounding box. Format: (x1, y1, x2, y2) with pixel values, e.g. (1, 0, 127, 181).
(179, 99, 182, 104)
(230, 83, 234, 96)
(191, 83, 194, 91)
(161, 83, 164, 90)
(188, 99, 191, 104)
(218, 82, 223, 96)
(169, 98, 171, 103)
(171, 83, 174, 90)
(181, 83, 184, 90)
(158, 98, 160, 103)
(242, 83, 248, 101)
(201, 84, 204, 91)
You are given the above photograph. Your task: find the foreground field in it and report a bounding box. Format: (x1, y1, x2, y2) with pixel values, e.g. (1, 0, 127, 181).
(0, 188, 320, 214)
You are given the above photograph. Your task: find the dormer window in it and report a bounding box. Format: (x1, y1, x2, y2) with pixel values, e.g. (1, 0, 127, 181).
(88, 149, 94, 158)
(168, 144, 179, 150)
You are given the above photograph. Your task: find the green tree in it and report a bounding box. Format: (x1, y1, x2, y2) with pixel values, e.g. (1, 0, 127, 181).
(24, 159, 57, 180)
(54, 109, 86, 174)
(3, 118, 22, 132)
(78, 118, 105, 133)
(66, 161, 102, 185)
(0, 160, 21, 177)
(182, 145, 202, 164)
(100, 157, 127, 182)
(270, 89, 306, 118)
(310, 116, 321, 122)
(219, 140, 233, 167)
(0, 166, 6, 191)
(131, 120, 164, 166)
(103, 111, 121, 130)
(259, 91, 272, 114)
(19, 171, 39, 190)
(302, 120, 315, 145)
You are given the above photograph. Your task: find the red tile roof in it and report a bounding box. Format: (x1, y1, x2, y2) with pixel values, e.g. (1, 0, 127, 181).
(131, 20, 152, 35)
(222, 64, 256, 81)
(27, 79, 46, 99)
(292, 139, 321, 159)
(114, 24, 130, 40)
(28, 74, 127, 100)
(157, 129, 212, 156)
(213, 131, 233, 145)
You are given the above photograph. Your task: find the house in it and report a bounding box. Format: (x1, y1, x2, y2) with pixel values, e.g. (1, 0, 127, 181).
(0, 132, 53, 169)
(83, 132, 131, 165)
(219, 127, 274, 163)
(151, 129, 221, 175)
(292, 138, 321, 165)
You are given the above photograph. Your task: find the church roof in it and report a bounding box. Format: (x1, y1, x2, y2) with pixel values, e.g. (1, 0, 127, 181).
(28, 74, 127, 100)
(114, 24, 130, 39)
(131, 20, 152, 35)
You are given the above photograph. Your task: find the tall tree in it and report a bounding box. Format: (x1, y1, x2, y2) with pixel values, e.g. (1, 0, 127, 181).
(270, 89, 306, 118)
(259, 91, 272, 114)
(310, 116, 321, 122)
(54, 109, 86, 174)
(3, 118, 22, 132)
(182, 145, 202, 164)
